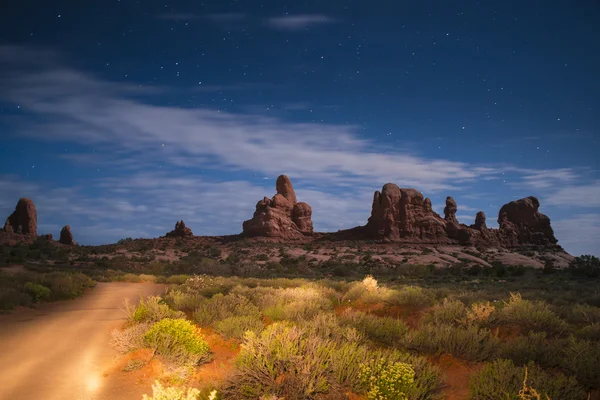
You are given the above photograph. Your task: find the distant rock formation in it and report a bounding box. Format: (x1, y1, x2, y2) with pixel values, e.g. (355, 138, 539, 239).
(3, 198, 37, 236)
(497, 196, 557, 246)
(444, 197, 459, 225)
(59, 225, 77, 245)
(243, 175, 314, 238)
(334, 183, 560, 249)
(473, 211, 487, 230)
(165, 220, 193, 238)
(366, 184, 448, 242)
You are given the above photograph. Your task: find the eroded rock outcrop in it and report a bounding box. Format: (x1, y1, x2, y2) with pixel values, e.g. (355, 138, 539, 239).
(4, 198, 37, 236)
(243, 175, 313, 238)
(343, 183, 560, 249)
(366, 184, 448, 241)
(497, 196, 557, 246)
(474, 212, 487, 230)
(166, 220, 193, 238)
(444, 197, 459, 225)
(59, 225, 77, 245)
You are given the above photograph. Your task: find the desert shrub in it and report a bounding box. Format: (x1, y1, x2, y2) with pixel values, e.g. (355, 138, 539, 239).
(559, 336, 600, 389)
(0, 288, 32, 309)
(330, 345, 443, 399)
(569, 255, 600, 278)
(498, 293, 568, 336)
(42, 272, 95, 300)
(343, 276, 381, 303)
(405, 323, 499, 361)
(575, 323, 600, 341)
(128, 296, 185, 323)
(358, 359, 415, 400)
(193, 293, 260, 326)
(164, 290, 205, 312)
(423, 299, 466, 326)
(300, 313, 363, 343)
(498, 332, 560, 368)
(225, 323, 332, 399)
(469, 359, 586, 400)
(111, 322, 150, 353)
(384, 286, 436, 308)
(257, 286, 334, 321)
(144, 318, 211, 366)
(142, 380, 201, 400)
(466, 301, 497, 326)
(225, 322, 441, 400)
(23, 282, 51, 302)
(166, 275, 192, 285)
(558, 303, 600, 325)
(214, 315, 264, 340)
(340, 310, 407, 346)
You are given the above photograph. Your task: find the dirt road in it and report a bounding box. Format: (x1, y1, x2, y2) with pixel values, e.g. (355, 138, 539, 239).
(0, 282, 165, 400)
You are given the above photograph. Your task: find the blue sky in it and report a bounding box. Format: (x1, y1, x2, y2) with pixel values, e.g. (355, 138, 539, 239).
(0, 1, 598, 256)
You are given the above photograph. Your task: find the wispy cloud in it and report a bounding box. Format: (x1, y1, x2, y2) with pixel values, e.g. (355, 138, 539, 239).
(266, 15, 336, 31)
(552, 214, 600, 256)
(0, 45, 504, 193)
(544, 181, 600, 208)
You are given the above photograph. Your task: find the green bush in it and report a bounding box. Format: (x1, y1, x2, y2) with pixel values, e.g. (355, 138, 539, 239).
(422, 299, 467, 327)
(193, 294, 260, 326)
(144, 318, 211, 366)
(405, 323, 499, 362)
(225, 322, 443, 400)
(23, 282, 51, 302)
(166, 275, 192, 285)
(469, 359, 586, 400)
(142, 380, 201, 400)
(164, 289, 205, 312)
(42, 272, 95, 300)
(384, 286, 436, 308)
(340, 310, 407, 346)
(358, 359, 415, 400)
(559, 336, 600, 389)
(225, 322, 332, 399)
(497, 293, 568, 336)
(129, 296, 185, 323)
(569, 255, 600, 278)
(498, 332, 560, 368)
(214, 315, 264, 340)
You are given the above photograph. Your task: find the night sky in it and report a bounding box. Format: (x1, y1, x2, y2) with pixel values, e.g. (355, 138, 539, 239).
(0, 1, 598, 255)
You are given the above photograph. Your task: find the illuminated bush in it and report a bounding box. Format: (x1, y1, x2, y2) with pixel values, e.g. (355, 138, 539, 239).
(142, 380, 200, 400)
(358, 359, 415, 400)
(193, 293, 260, 326)
(498, 293, 568, 336)
(214, 315, 264, 340)
(144, 318, 211, 366)
(23, 282, 51, 302)
(128, 296, 185, 323)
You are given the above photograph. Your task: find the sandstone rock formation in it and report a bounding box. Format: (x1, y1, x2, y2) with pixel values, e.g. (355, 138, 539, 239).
(474, 212, 487, 230)
(366, 184, 448, 242)
(4, 198, 37, 236)
(243, 175, 313, 238)
(497, 196, 557, 246)
(59, 225, 76, 245)
(341, 183, 560, 249)
(444, 197, 459, 225)
(166, 220, 193, 238)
